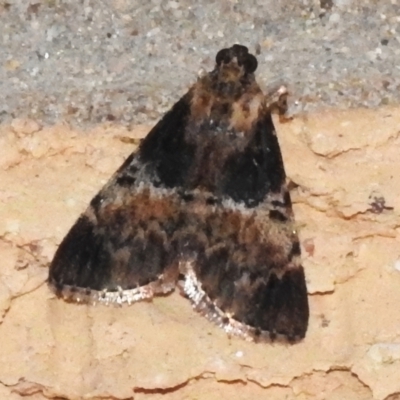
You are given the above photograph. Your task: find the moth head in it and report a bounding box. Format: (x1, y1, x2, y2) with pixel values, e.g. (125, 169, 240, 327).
(215, 45, 258, 75)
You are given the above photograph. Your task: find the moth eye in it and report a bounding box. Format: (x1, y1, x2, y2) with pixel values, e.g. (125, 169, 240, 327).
(241, 54, 258, 74)
(215, 48, 231, 66)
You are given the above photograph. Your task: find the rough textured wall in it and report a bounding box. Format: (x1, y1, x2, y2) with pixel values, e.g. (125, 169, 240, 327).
(1, 108, 400, 399)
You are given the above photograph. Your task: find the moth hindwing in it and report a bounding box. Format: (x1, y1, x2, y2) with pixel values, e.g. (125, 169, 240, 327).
(49, 44, 309, 342)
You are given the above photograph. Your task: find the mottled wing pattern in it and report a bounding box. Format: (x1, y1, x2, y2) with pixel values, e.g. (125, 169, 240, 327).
(48, 98, 192, 304)
(48, 44, 309, 341)
(178, 111, 308, 341)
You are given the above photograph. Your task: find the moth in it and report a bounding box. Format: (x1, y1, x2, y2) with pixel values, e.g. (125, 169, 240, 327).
(48, 45, 309, 342)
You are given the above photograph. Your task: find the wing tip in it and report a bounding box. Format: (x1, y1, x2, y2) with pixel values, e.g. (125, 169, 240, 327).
(181, 262, 308, 343)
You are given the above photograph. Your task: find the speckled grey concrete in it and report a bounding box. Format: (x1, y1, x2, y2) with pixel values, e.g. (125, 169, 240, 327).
(1, 0, 399, 127)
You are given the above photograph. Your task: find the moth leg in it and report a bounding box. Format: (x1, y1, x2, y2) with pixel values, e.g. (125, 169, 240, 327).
(265, 84, 291, 123)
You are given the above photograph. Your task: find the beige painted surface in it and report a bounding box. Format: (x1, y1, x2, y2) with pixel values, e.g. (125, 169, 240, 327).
(0, 108, 400, 400)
